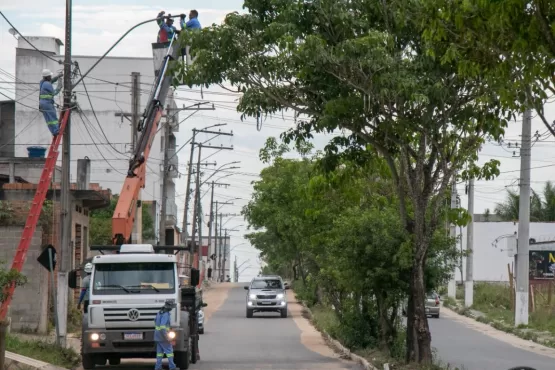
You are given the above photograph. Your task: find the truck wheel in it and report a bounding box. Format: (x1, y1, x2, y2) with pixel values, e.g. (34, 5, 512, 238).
(199, 328, 204, 334)
(175, 350, 190, 370)
(108, 356, 121, 365)
(191, 336, 198, 364)
(81, 354, 95, 370)
(246, 309, 253, 318)
(281, 309, 288, 318)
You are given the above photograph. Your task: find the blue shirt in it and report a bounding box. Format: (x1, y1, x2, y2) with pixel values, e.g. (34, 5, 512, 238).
(180, 17, 201, 30)
(154, 311, 171, 342)
(39, 77, 61, 102)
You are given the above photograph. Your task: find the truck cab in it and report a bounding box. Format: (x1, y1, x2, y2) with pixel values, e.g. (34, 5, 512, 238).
(72, 244, 194, 369)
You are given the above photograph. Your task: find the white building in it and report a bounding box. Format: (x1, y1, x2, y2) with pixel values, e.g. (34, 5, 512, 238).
(9, 35, 179, 240)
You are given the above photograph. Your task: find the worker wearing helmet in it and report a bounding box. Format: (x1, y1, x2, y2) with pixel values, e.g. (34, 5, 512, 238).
(39, 69, 63, 136)
(154, 300, 178, 370)
(78, 262, 93, 313)
(156, 11, 179, 43)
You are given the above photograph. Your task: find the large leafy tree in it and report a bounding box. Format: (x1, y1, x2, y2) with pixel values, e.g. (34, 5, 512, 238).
(423, 0, 555, 133)
(175, 0, 503, 362)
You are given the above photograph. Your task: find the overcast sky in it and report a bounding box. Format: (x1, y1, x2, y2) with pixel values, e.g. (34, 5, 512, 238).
(2, 1, 555, 281)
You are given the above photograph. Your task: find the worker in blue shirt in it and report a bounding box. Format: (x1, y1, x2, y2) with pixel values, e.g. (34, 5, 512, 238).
(180, 10, 202, 30)
(39, 69, 63, 136)
(154, 300, 177, 370)
(156, 11, 179, 43)
(77, 263, 93, 313)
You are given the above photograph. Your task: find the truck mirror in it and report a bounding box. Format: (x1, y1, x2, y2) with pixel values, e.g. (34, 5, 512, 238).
(202, 302, 208, 307)
(190, 268, 200, 286)
(68, 270, 78, 289)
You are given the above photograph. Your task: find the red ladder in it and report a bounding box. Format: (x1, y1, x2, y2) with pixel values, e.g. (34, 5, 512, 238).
(0, 109, 70, 320)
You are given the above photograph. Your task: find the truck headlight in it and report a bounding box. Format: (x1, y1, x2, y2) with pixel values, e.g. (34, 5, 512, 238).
(90, 333, 99, 341)
(167, 331, 176, 340)
(249, 294, 256, 300)
(277, 293, 284, 299)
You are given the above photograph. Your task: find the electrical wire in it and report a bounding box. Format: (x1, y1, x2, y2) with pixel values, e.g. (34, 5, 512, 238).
(0, 11, 66, 65)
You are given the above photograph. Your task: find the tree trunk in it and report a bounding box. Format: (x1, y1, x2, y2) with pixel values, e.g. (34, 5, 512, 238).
(412, 258, 433, 363)
(405, 279, 418, 363)
(0, 320, 8, 369)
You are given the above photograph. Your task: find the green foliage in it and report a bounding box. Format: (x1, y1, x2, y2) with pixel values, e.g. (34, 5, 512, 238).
(0, 201, 15, 226)
(0, 260, 27, 305)
(495, 181, 555, 221)
(5, 334, 80, 368)
(173, 0, 507, 363)
(89, 195, 156, 244)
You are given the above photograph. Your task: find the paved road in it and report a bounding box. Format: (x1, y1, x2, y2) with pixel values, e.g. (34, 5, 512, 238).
(429, 310, 555, 370)
(98, 286, 360, 370)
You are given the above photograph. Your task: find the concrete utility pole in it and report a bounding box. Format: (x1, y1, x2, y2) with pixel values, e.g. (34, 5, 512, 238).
(447, 179, 458, 299)
(190, 144, 203, 268)
(234, 255, 237, 282)
(58, 0, 73, 348)
(465, 177, 474, 307)
(515, 108, 532, 326)
(213, 201, 218, 280)
(218, 213, 223, 281)
(182, 129, 197, 245)
(205, 181, 229, 279)
(130, 72, 142, 243)
(158, 105, 172, 245)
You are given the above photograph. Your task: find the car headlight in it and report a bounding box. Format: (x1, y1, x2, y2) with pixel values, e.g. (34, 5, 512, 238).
(249, 294, 256, 300)
(276, 293, 284, 299)
(167, 331, 176, 340)
(198, 311, 204, 319)
(90, 333, 99, 341)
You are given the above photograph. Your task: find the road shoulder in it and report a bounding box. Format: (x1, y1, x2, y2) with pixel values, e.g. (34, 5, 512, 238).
(442, 306, 555, 359)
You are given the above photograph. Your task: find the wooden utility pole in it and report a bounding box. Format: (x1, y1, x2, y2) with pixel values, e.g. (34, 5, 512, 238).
(58, 0, 73, 348)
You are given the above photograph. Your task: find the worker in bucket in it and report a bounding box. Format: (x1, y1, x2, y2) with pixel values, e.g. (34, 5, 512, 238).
(39, 69, 63, 136)
(156, 11, 179, 43)
(180, 10, 202, 30)
(77, 262, 93, 313)
(154, 300, 178, 370)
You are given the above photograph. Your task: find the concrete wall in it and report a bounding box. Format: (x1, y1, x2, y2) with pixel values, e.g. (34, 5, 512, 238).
(459, 222, 555, 282)
(0, 226, 48, 333)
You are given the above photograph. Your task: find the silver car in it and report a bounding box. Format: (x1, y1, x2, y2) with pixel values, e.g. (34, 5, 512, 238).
(244, 275, 289, 318)
(425, 292, 440, 318)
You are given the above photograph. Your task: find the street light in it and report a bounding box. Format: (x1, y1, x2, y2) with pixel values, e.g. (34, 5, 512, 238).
(231, 242, 248, 252)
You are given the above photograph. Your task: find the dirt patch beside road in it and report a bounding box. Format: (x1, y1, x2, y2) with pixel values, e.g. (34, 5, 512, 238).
(202, 282, 232, 323)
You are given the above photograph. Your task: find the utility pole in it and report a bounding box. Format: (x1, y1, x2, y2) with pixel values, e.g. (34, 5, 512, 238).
(213, 201, 218, 280)
(515, 108, 532, 326)
(205, 181, 230, 280)
(234, 255, 237, 282)
(58, 0, 73, 348)
(182, 129, 197, 246)
(159, 104, 171, 245)
(190, 144, 203, 269)
(465, 177, 474, 307)
(218, 213, 223, 281)
(447, 179, 458, 299)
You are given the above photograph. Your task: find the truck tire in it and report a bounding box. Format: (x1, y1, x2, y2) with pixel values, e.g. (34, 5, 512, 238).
(246, 309, 253, 318)
(191, 335, 198, 364)
(175, 350, 190, 369)
(281, 309, 288, 318)
(81, 354, 95, 370)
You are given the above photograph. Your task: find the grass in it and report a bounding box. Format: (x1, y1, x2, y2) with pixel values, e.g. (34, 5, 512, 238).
(5, 334, 80, 369)
(307, 304, 464, 370)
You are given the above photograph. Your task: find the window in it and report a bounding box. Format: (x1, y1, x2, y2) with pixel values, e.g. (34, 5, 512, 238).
(92, 262, 175, 295)
(251, 279, 282, 289)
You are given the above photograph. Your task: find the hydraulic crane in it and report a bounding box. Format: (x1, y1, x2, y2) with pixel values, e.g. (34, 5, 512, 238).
(112, 37, 179, 245)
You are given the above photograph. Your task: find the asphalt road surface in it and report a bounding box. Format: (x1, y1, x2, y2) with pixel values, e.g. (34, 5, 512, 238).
(96, 286, 360, 370)
(429, 310, 555, 370)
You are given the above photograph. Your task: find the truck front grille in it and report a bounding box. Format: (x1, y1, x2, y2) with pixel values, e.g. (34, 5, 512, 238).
(257, 295, 277, 299)
(103, 307, 161, 323)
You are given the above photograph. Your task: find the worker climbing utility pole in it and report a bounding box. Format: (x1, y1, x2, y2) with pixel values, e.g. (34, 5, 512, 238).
(58, 0, 73, 348)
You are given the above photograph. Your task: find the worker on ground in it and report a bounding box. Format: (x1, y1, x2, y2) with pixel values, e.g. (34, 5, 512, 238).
(39, 69, 63, 136)
(157, 11, 179, 43)
(180, 10, 202, 30)
(154, 300, 178, 370)
(77, 262, 93, 314)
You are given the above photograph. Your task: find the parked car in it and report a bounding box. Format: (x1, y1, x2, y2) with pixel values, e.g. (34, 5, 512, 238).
(244, 275, 289, 318)
(401, 291, 441, 318)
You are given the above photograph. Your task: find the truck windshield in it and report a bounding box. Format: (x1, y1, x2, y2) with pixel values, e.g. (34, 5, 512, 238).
(92, 262, 175, 295)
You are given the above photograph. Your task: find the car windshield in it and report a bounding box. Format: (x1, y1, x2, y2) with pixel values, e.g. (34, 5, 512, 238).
(426, 292, 438, 299)
(92, 262, 175, 295)
(251, 279, 282, 289)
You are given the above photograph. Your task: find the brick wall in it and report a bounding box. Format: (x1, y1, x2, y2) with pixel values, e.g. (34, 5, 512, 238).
(0, 226, 48, 333)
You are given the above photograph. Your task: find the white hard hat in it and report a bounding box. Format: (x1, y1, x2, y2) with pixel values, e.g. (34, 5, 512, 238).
(84, 263, 93, 274)
(41, 69, 53, 77)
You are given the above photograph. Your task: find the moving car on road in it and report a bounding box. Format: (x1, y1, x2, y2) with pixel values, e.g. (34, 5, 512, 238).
(244, 275, 289, 318)
(401, 291, 441, 318)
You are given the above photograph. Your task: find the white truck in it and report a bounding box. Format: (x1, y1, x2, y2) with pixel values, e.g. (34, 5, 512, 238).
(69, 244, 203, 369)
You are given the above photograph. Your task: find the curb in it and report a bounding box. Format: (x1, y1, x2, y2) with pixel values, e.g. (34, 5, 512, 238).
(298, 301, 379, 370)
(5, 351, 66, 370)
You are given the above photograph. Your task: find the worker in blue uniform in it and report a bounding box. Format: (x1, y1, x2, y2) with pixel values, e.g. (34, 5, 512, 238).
(180, 10, 202, 30)
(77, 263, 93, 313)
(154, 300, 178, 370)
(156, 11, 179, 43)
(39, 69, 63, 136)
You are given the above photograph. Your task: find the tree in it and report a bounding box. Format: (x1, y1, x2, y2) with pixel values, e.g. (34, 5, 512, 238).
(423, 0, 555, 134)
(495, 182, 555, 221)
(242, 140, 458, 357)
(174, 0, 501, 363)
(0, 262, 26, 368)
